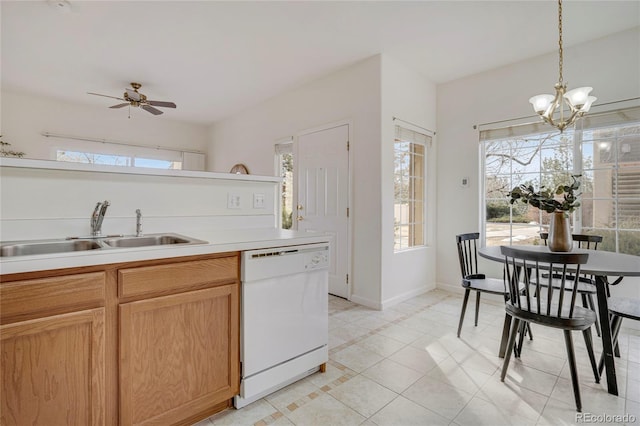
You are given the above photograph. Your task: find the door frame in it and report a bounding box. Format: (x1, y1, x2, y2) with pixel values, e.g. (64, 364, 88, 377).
(294, 119, 353, 300)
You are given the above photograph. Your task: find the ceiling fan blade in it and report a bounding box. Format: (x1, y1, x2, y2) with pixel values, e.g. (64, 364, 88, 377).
(87, 92, 125, 101)
(126, 88, 141, 101)
(109, 103, 129, 109)
(141, 105, 163, 115)
(147, 100, 177, 108)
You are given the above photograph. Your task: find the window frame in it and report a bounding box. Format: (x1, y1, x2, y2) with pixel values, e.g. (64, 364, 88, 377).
(480, 107, 640, 255)
(394, 125, 429, 252)
(275, 138, 294, 230)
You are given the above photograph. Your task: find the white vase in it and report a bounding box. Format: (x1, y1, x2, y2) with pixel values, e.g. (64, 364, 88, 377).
(549, 211, 572, 252)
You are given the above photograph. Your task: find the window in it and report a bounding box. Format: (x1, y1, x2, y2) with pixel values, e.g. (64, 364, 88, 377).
(275, 140, 294, 230)
(481, 106, 640, 255)
(48, 135, 204, 170)
(56, 150, 182, 169)
(394, 125, 429, 251)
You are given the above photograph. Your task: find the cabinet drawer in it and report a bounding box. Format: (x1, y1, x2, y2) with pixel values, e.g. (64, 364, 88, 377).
(118, 255, 239, 300)
(1, 272, 106, 324)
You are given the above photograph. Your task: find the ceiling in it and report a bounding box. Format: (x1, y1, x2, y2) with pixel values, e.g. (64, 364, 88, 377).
(2, 1, 639, 125)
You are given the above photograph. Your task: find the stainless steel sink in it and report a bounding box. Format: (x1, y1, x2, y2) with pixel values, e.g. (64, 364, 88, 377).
(0, 233, 207, 257)
(0, 240, 102, 257)
(101, 233, 207, 248)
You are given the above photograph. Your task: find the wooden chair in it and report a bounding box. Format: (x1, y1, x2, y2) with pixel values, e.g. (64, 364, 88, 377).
(500, 246, 600, 412)
(539, 233, 603, 337)
(456, 233, 509, 337)
(598, 297, 640, 376)
(455, 233, 531, 346)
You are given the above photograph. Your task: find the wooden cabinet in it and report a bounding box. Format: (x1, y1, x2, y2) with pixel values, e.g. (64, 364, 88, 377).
(118, 256, 240, 426)
(0, 252, 240, 426)
(0, 273, 106, 426)
(120, 285, 239, 426)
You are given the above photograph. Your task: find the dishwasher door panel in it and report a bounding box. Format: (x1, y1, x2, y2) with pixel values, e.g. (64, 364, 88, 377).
(241, 269, 328, 377)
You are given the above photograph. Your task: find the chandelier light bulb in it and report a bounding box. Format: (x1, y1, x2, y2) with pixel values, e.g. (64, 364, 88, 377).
(529, 94, 555, 114)
(582, 96, 597, 112)
(564, 87, 593, 109)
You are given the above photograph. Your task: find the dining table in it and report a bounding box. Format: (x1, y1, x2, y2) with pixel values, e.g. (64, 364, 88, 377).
(478, 244, 640, 396)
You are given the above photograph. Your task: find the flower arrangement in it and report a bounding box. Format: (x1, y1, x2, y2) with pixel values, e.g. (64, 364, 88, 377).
(508, 174, 581, 214)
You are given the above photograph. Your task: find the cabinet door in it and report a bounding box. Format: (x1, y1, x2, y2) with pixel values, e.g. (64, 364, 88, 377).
(1, 308, 106, 426)
(119, 284, 239, 426)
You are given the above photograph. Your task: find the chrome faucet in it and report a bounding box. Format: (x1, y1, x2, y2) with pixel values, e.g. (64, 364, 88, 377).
(135, 209, 143, 237)
(90, 200, 110, 237)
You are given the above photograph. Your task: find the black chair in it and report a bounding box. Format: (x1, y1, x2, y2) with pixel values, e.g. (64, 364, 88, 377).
(539, 233, 603, 337)
(500, 246, 600, 412)
(456, 233, 509, 337)
(455, 233, 531, 345)
(598, 297, 640, 375)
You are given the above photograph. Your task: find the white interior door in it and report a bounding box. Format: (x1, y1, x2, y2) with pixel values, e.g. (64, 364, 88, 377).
(296, 124, 350, 298)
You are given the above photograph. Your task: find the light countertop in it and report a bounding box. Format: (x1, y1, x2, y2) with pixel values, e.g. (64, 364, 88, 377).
(0, 228, 332, 275)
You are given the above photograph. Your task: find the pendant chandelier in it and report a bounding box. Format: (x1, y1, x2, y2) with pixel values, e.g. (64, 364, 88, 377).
(529, 0, 596, 132)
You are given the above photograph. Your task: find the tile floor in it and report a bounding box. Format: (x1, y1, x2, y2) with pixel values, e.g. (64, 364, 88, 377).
(196, 289, 640, 426)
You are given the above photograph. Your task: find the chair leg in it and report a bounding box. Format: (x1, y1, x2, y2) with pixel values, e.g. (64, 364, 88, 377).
(526, 322, 533, 340)
(475, 291, 481, 327)
(501, 318, 521, 382)
(598, 315, 623, 376)
(582, 327, 600, 384)
(516, 321, 527, 358)
(499, 313, 512, 358)
(457, 289, 471, 338)
(587, 294, 601, 338)
(564, 330, 582, 412)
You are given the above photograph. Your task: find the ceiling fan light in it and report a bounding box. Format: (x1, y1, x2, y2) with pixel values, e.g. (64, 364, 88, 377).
(529, 94, 555, 115)
(563, 87, 593, 109)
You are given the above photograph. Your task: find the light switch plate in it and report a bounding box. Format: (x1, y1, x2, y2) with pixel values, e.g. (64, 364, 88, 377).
(227, 193, 241, 209)
(253, 193, 265, 209)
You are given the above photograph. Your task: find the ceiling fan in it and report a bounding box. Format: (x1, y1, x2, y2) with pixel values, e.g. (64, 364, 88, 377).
(87, 82, 176, 115)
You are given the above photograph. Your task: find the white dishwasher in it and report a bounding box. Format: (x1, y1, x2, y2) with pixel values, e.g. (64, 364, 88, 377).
(234, 242, 329, 409)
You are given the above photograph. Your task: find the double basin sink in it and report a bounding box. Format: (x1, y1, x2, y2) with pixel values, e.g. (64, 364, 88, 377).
(0, 233, 208, 257)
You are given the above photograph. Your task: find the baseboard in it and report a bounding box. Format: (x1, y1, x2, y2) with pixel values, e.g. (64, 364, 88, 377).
(348, 294, 382, 310)
(436, 282, 464, 295)
(380, 284, 435, 310)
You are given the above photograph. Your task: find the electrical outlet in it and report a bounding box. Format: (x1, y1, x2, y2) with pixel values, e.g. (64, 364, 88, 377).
(227, 193, 241, 209)
(253, 193, 265, 209)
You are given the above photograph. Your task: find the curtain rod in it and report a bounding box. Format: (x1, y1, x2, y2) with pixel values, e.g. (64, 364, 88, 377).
(392, 117, 436, 136)
(473, 96, 640, 130)
(41, 132, 205, 155)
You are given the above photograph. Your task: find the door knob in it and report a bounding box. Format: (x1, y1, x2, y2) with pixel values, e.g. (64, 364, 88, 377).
(297, 204, 304, 210)
(297, 216, 304, 221)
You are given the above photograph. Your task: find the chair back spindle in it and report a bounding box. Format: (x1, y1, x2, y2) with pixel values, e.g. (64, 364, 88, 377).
(456, 232, 480, 278)
(501, 246, 588, 320)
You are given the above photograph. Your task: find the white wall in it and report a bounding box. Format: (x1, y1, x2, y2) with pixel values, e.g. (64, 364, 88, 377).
(209, 55, 383, 307)
(380, 56, 437, 307)
(209, 54, 439, 309)
(0, 163, 277, 241)
(436, 28, 640, 300)
(1, 90, 209, 162)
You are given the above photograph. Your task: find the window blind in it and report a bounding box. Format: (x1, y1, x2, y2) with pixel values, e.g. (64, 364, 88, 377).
(479, 106, 640, 142)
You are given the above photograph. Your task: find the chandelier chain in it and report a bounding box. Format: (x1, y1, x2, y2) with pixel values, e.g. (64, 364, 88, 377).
(558, 0, 563, 84)
(529, 0, 595, 132)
